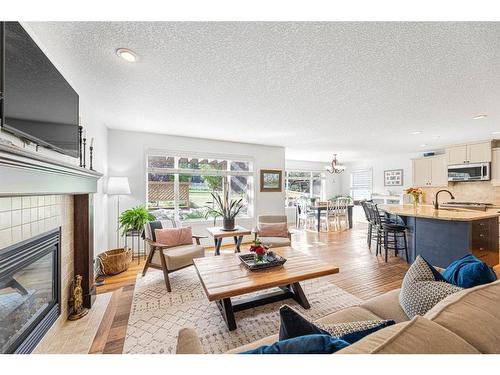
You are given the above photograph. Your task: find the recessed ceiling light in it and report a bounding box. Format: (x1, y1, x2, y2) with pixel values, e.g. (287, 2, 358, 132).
(410, 131, 423, 135)
(420, 144, 428, 147)
(116, 48, 137, 62)
(431, 135, 440, 140)
(473, 114, 487, 120)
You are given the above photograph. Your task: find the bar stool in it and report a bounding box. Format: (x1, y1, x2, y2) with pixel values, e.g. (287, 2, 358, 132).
(360, 200, 374, 247)
(373, 204, 409, 263)
(365, 201, 395, 251)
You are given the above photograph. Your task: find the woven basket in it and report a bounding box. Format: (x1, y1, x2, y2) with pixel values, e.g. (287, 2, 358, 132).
(98, 248, 132, 276)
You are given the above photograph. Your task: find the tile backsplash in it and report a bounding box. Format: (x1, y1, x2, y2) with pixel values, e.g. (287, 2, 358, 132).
(0, 195, 63, 249)
(421, 181, 500, 206)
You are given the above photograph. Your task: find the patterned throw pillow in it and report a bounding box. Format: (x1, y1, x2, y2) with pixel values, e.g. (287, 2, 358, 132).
(278, 305, 395, 344)
(399, 256, 463, 319)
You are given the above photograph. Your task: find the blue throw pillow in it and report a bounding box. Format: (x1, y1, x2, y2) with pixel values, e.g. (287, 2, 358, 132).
(240, 334, 350, 354)
(278, 305, 395, 344)
(443, 254, 497, 288)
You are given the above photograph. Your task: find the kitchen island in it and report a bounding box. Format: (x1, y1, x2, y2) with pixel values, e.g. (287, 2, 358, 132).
(379, 204, 500, 268)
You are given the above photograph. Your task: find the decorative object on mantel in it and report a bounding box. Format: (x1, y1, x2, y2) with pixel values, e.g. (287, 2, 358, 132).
(89, 137, 94, 170)
(384, 169, 404, 186)
(325, 154, 346, 174)
(97, 248, 133, 276)
(68, 275, 89, 321)
(260, 169, 283, 192)
(82, 130, 87, 168)
(78, 121, 84, 167)
(405, 187, 423, 209)
(107, 176, 131, 247)
(204, 179, 244, 230)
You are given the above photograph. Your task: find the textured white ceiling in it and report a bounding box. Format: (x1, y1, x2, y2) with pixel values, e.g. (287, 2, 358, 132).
(25, 22, 500, 162)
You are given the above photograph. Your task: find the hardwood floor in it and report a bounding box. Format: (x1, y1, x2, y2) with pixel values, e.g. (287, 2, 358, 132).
(91, 224, 409, 354)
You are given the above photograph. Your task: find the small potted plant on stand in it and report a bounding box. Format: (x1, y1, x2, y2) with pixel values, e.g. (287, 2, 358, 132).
(205, 180, 244, 231)
(119, 205, 156, 236)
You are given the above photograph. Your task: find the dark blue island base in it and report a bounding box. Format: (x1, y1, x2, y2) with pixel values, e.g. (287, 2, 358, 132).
(389, 215, 499, 268)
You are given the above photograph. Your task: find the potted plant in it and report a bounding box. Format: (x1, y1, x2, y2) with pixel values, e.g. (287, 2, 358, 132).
(205, 180, 243, 230)
(119, 205, 156, 235)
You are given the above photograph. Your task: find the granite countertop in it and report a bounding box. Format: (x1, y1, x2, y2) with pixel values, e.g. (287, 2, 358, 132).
(379, 204, 500, 222)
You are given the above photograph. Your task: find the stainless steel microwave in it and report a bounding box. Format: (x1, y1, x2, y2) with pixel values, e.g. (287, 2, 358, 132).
(448, 162, 490, 182)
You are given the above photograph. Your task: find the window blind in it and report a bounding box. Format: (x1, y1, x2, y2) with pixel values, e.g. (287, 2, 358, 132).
(350, 168, 372, 201)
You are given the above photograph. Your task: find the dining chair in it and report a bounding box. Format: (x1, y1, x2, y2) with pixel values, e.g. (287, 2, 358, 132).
(296, 198, 314, 230)
(330, 197, 349, 231)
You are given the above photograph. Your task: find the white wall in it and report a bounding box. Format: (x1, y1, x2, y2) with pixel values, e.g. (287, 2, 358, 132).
(340, 153, 417, 197)
(107, 129, 286, 248)
(285, 159, 342, 199)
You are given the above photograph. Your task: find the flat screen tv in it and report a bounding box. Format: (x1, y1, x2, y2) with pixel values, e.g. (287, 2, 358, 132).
(1, 22, 79, 158)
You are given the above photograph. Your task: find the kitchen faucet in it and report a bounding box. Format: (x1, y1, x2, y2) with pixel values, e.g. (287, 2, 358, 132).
(434, 190, 455, 210)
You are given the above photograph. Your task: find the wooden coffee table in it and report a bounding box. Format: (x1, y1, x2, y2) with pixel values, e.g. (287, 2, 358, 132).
(193, 247, 339, 331)
(206, 225, 252, 255)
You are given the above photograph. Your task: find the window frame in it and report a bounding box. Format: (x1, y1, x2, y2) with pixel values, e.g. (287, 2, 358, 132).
(146, 150, 255, 222)
(284, 169, 326, 205)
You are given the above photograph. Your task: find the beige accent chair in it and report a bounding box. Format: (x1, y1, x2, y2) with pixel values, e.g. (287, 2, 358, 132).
(177, 271, 500, 354)
(142, 219, 206, 292)
(252, 215, 292, 248)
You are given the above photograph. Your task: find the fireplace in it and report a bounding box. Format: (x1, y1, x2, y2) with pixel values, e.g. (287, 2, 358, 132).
(0, 228, 61, 354)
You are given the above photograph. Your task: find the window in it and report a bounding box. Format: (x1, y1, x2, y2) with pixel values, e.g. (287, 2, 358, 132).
(147, 153, 253, 221)
(285, 171, 325, 206)
(350, 168, 372, 201)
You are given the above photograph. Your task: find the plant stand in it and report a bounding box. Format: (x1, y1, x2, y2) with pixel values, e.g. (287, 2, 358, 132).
(125, 229, 146, 264)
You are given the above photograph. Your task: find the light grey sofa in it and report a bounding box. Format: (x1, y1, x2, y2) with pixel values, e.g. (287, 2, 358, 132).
(177, 274, 500, 354)
(252, 215, 292, 248)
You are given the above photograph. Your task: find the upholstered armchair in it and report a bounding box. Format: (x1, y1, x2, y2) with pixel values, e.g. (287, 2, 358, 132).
(142, 219, 206, 292)
(252, 215, 292, 248)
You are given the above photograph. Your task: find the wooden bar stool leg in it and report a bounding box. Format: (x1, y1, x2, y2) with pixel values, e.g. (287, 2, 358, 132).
(393, 232, 398, 257)
(384, 230, 389, 262)
(403, 233, 409, 264)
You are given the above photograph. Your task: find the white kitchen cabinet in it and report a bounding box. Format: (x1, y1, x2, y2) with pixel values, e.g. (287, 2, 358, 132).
(413, 158, 430, 187)
(447, 145, 468, 165)
(491, 148, 500, 186)
(430, 154, 448, 186)
(468, 142, 492, 163)
(446, 141, 491, 164)
(412, 155, 448, 187)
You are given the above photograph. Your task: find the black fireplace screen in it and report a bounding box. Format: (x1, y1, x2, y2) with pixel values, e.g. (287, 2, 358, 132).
(0, 228, 60, 354)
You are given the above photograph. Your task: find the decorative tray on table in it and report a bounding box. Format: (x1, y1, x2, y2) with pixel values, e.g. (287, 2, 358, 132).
(238, 253, 287, 271)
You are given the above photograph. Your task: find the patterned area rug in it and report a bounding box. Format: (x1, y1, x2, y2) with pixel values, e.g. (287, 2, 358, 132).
(123, 266, 362, 354)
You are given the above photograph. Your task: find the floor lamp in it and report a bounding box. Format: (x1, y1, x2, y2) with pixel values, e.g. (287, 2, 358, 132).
(107, 176, 131, 248)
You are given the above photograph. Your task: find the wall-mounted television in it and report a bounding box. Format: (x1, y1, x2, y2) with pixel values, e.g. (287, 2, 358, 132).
(0, 22, 79, 158)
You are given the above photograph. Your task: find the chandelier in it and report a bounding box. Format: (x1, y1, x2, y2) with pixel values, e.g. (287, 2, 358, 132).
(325, 154, 346, 174)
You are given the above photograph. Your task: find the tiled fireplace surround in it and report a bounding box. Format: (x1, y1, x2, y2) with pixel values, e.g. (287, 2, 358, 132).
(0, 195, 75, 340)
(0, 142, 103, 353)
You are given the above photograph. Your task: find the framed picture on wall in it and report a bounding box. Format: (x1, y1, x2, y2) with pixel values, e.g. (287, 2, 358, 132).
(384, 169, 404, 186)
(260, 169, 283, 192)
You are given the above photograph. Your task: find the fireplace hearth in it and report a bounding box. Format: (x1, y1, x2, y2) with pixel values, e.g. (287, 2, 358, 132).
(0, 228, 61, 354)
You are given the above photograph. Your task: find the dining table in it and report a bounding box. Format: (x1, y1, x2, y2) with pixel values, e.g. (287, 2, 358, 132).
(308, 203, 354, 232)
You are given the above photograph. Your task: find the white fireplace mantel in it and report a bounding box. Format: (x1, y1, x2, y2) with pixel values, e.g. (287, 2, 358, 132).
(0, 142, 103, 196)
